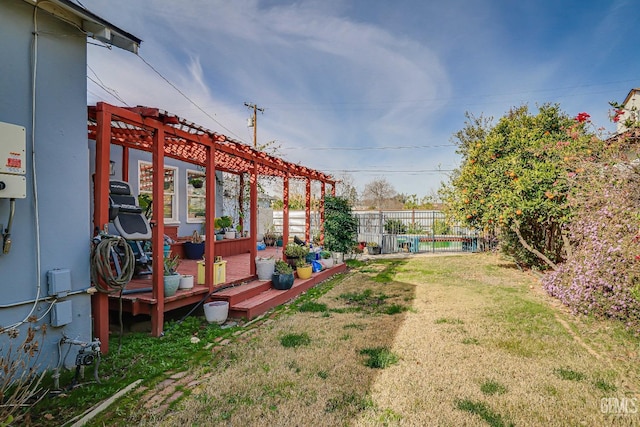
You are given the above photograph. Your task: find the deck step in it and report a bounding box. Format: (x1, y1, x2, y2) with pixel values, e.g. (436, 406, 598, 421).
(227, 263, 347, 320)
(209, 280, 272, 305)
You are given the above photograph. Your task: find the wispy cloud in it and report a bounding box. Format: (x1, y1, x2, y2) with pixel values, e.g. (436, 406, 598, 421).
(83, 0, 640, 197)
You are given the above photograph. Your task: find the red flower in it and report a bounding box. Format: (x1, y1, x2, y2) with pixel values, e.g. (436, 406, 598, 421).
(575, 112, 590, 123)
(635, 254, 640, 261)
(613, 109, 624, 123)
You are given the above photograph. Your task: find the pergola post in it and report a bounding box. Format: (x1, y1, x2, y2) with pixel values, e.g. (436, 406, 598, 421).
(282, 174, 289, 253)
(305, 177, 311, 242)
(122, 147, 129, 181)
(320, 181, 325, 246)
(249, 162, 258, 275)
(238, 174, 245, 234)
(205, 143, 217, 291)
(150, 124, 166, 337)
(91, 102, 112, 353)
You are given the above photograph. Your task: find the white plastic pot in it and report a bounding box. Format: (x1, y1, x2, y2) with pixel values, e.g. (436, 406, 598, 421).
(255, 257, 276, 281)
(204, 301, 229, 324)
(179, 274, 194, 289)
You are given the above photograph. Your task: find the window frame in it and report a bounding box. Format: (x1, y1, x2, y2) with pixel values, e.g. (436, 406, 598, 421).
(186, 169, 206, 223)
(137, 160, 179, 224)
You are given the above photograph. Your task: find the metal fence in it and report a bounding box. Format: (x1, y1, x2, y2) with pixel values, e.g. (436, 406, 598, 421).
(270, 209, 486, 254)
(354, 210, 482, 254)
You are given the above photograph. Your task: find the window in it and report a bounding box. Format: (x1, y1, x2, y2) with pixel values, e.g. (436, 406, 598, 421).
(138, 161, 178, 223)
(187, 169, 206, 223)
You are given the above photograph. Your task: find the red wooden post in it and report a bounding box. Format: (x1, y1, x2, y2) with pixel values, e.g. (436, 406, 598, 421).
(320, 181, 326, 246)
(150, 124, 165, 337)
(91, 102, 112, 353)
(205, 143, 216, 291)
(249, 162, 258, 275)
(305, 178, 311, 242)
(282, 174, 289, 255)
(122, 147, 129, 182)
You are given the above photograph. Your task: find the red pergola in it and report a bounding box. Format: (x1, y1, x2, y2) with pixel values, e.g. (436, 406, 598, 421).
(89, 102, 336, 352)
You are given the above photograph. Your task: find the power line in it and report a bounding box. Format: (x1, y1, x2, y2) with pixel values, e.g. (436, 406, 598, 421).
(136, 54, 247, 142)
(324, 169, 453, 173)
(87, 66, 130, 106)
(281, 143, 455, 151)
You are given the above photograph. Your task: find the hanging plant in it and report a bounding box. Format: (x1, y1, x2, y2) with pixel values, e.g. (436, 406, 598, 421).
(190, 177, 204, 188)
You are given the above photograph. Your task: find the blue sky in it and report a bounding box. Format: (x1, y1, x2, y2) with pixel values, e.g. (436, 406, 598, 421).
(81, 0, 639, 199)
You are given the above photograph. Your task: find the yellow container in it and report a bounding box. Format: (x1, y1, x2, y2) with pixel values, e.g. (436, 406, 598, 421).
(197, 260, 227, 285)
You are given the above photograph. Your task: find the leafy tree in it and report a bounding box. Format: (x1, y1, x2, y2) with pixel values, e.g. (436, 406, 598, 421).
(323, 195, 358, 253)
(399, 193, 437, 210)
(441, 105, 602, 270)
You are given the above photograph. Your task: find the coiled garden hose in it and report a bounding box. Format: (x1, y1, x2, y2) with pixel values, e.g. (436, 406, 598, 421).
(90, 236, 135, 293)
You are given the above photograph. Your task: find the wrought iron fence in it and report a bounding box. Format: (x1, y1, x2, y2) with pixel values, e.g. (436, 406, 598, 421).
(354, 210, 484, 254)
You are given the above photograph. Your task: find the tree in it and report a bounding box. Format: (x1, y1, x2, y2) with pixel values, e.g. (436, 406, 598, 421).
(361, 177, 397, 210)
(323, 195, 358, 253)
(335, 172, 358, 206)
(441, 105, 602, 270)
(400, 193, 437, 210)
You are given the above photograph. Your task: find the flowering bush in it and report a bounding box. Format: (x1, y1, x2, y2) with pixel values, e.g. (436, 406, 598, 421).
(543, 156, 640, 332)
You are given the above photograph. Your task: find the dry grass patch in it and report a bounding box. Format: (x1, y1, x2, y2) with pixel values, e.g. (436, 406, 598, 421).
(120, 253, 639, 426)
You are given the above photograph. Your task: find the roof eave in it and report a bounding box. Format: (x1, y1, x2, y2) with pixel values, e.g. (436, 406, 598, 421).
(24, 0, 141, 53)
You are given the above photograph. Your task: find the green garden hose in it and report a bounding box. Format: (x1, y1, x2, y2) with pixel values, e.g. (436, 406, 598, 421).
(90, 235, 135, 293)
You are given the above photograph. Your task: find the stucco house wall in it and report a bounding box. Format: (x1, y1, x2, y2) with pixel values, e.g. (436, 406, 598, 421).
(0, 0, 138, 374)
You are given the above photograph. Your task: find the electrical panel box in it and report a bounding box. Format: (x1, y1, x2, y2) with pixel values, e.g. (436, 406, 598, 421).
(47, 269, 72, 298)
(0, 122, 26, 175)
(51, 300, 72, 327)
(0, 121, 27, 199)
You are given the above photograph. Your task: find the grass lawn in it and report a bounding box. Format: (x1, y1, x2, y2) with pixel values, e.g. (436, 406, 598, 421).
(35, 253, 640, 426)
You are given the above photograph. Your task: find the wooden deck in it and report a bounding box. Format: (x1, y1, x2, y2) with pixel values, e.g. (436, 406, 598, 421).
(108, 246, 347, 322)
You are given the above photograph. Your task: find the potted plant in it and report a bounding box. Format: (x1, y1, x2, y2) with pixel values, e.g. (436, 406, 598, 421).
(189, 177, 204, 189)
(263, 225, 277, 246)
(367, 241, 381, 255)
(255, 256, 276, 281)
(284, 242, 309, 268)
(323, 195, 358, 261)
(163, 253, 181, 297)
(295, 258, 313, 280)
(272, 259, 294, 290)
(215, 215, 235, 239)
(183, 230, 205, 260)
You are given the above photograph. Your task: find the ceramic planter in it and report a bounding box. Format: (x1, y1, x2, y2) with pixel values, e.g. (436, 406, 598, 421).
(296, 264, 313, 280)
(272, 272, 294, 290)
(183, 241, 205, 260)
(163, 273, 181, 297)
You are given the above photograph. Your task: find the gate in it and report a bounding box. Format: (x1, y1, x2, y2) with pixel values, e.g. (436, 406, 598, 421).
(354, 210, 481, 254)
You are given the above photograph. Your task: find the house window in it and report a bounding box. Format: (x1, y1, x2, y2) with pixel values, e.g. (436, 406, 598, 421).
(138, 161, 178, 223)
(187, 169, 206, 223)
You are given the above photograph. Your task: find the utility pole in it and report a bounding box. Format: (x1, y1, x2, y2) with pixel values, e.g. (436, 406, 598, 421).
(244, 102, 264, 148)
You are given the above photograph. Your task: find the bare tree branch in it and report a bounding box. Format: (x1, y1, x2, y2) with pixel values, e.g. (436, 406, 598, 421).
(511, 221, 558, 271)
